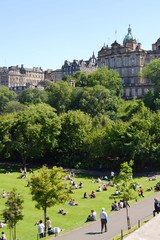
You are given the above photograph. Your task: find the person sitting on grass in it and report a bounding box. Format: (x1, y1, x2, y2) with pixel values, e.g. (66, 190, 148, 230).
(0, 222, 6, 229)
(84, 192, 89, 198)
(111, 201, 119, 211)
(91, 177, 95, 183)
(96, 185, 102, 192)
(90, 191, 96, 198)
(58, 208, 67, 215)
(68, 199, 78, 206)
(85, 210, 97, 222)
(118, 200, 124, 209)
(102, 184, 108, 191)
(48, 227, 62, 237)
(113, 189, 120, 196)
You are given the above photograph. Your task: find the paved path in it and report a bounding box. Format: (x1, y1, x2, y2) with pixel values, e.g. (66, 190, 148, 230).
(50, 193, 160, 240)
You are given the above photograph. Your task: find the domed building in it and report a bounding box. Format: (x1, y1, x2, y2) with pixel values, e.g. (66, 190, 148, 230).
(98, 25, 160, 99)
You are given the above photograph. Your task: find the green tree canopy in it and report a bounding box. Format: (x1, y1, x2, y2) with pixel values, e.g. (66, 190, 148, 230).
(46, 81, 73, 114)
(57, 110, 92, 167)
(115, 160, 136, 201)
(3, 100, 26, 113)
(18, 88, 48, 104)
(142, 59, 160, 90)
(0, 104, 61, 166)
(29, 166, 70, 232)
(142, 59, 160, 110)
(0, 86, 17, 112)
(87, 66, 123, 96)
(78, 85, 119, 117)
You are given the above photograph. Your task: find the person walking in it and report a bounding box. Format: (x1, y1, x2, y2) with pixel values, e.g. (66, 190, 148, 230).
(153, 198, 160, 216)
(100, 207, 108, 233)
(139, 186, 144, 197)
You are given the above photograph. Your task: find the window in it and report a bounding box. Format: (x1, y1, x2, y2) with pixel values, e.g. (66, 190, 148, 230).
(114, 57, 117, 67)
(132, 88, 136, 97)
(137, 88, 142, 96)
(122, 56, 125, 66)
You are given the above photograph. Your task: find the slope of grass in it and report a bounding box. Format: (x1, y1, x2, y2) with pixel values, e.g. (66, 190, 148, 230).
(0, 164, 159, 240)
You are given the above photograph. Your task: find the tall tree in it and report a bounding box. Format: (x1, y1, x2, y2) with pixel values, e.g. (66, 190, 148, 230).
(29, 166, 70, 234)
(3, 188, 24, 240)
(113, 160, 136, 229)
(57, 110, 92, 167)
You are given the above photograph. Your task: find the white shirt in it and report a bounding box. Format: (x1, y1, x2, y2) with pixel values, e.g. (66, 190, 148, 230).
(92, 211, 97, 220)
(100, 210, 107, 220)
(53, 227, 61, 233)
(1, 233, 7, 240)
(38, 223, 45, 234)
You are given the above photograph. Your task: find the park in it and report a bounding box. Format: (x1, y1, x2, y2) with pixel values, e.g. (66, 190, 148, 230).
(0, 162, 159, 240)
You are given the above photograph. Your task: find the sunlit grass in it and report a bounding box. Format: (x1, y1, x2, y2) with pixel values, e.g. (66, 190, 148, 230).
(0, 164, 159, 240)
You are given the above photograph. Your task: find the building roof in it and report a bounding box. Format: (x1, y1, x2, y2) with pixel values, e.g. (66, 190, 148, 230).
(123, 24, 136, 43)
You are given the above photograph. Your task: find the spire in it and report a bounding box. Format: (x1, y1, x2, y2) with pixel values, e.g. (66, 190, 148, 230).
(128, 24, 132, 35)
(91, 51, 96, 63)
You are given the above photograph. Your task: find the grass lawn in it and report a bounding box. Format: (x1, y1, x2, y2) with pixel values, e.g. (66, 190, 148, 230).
(0, 164, 159, 240)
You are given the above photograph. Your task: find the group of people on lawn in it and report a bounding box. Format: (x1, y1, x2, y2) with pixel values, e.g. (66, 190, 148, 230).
(84, 190, 96, 199)
(35, 217, 62, 238)
(18, 170, 160, 238)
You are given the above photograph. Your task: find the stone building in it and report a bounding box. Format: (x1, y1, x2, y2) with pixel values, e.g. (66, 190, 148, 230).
(0, 64, 44, 91)
(61, 52, 97, 78)
(44, 68, 62, 83)
(97, 25, 160, 98)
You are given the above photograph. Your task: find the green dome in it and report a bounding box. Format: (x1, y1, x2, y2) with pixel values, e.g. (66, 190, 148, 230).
(123, 25, 134, 43)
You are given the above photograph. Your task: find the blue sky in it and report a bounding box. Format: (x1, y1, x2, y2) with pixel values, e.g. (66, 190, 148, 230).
(0, 0, 160, 70)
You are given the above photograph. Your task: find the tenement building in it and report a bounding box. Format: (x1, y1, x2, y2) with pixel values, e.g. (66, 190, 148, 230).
(97, 25, 160, 99)
(0, 64, 44, 91)
(61, 52, 97, 78)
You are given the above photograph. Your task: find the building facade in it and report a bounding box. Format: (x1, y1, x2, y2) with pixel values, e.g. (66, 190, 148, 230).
(44, 68, 62, 83)
(0, 64, 44, 91)
(98, 25, 160, 98)
(61, 52, 97, 78)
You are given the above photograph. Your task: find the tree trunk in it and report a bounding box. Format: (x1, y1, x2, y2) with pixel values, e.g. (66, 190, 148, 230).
(44, 206, 47, 237)
(13, 224, 16, 240)
(126, 205, 131, 230)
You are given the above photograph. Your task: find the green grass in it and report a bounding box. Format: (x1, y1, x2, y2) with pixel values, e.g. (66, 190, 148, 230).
(0, 164, 159, 240)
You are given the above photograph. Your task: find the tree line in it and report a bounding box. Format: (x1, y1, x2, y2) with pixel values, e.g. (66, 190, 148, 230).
(1, 61, 160, 171)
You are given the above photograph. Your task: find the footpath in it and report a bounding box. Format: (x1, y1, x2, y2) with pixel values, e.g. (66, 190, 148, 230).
(50, 193, 160, 240)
